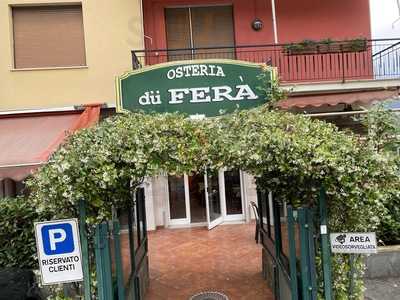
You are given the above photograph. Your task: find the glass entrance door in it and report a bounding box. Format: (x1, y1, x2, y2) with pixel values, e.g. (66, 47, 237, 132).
(188, 173, 207, 223)
(167, 175, 190, 225)
(205, 171, 223, 230)
(221, 169, 244, 221)
(166, 170, 244, 227)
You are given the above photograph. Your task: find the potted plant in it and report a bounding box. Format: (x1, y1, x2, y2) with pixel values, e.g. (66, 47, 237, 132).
(284, 38, 368, 55)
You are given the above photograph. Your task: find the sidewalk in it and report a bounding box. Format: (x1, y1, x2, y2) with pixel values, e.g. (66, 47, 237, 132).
(364, 277, 400, 300)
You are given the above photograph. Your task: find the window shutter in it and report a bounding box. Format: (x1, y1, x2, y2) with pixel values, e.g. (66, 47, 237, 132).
(191, 6, 235, 49)
(165, 8, 192, 61)
(12, 5, 86, 69)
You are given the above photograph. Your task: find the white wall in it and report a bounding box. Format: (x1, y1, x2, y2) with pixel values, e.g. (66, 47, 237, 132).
(370, 0, 400, 39)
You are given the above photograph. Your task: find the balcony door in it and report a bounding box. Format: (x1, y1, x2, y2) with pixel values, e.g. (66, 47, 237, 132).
(165, 5, 235, 61)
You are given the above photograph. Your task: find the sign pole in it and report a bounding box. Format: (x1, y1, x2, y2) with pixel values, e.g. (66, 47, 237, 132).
(319, 186, 333, 300)
(348, 254, 358, 298)
(79, 200, 91, 300)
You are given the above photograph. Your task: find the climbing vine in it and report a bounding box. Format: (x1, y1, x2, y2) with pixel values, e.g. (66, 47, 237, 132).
(26, 106, 398, 299)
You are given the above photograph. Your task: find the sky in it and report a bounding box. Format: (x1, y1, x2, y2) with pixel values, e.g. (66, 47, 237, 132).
(370, 0, 400, 38)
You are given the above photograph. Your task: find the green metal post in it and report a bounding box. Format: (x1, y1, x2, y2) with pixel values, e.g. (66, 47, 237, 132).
(273, 200, 282, 257)
(78, 200, 91, 300)
(307, 209, 317, 300)
(113, 220, 126, 300)
(299, 208, 311, 300)
(95, 224, 105, 300)
(272, 200, 282, 299)
(319, 186, 333, 300)
(348, 254, 358, 298)
(287, 206, 299, 300)
(101, 223, 113, 300)
(127, 202, 139, 299)
(95, 223, 114, 300)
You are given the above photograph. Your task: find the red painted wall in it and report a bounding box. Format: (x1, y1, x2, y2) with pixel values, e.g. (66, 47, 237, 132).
(276, 0, 371, 43)
(143, 0, 274, 51)
(143, 0, 371, 50)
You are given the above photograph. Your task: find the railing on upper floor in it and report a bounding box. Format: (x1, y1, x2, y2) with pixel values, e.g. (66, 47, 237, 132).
(131, 38, 400, 83)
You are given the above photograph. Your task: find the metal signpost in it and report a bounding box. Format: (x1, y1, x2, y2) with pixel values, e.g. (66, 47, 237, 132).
(34, 218, 84, 285)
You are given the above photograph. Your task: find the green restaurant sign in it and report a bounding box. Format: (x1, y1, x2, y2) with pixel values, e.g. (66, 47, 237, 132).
(116, 60, 275, 117)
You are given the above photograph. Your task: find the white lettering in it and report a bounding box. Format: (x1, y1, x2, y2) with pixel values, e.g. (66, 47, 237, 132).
(138, 92, 151, 105)
(216, 66, 225, 77)
(200, 65, 208, 76)
(212, 86, 235, 101)
(176, 67, 184, 79)
(48, 229, 66, 251)
(169, 88, 189, 104)
(167, 69, 175, 80)
(209, 65, 216, 76)
(183, 65, 191, 77)
(190, 87, 211, 103)
(166, 64, 226, 79)
(192, 65, 200, 76)
(234, 85, 259, 100)
(152, 91, 162, 104)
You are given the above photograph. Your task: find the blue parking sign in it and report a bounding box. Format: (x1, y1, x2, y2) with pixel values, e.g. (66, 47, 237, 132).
(41, 223, 75, 255)
(35, 219, 83, 285)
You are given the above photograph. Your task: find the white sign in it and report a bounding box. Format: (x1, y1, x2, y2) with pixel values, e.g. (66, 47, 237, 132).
(34, 219, 84, 285)
(330, 232, 377, 254)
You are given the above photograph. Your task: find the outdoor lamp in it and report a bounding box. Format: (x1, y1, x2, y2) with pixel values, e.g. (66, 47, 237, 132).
(252, 18, 263, 31)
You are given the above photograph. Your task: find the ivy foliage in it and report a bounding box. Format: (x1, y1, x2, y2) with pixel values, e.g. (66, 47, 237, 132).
(0, 197, 51, 268)
(25, 106, 398, 300)
(358, 102, 400, 245)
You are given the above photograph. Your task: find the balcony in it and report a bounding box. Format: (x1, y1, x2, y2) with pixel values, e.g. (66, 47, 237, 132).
(132, 38, 400, 84)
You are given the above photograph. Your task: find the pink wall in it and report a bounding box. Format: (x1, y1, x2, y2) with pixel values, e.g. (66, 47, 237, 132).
(276, 0, 371, 43)
(143, 0, 371, 49)
(143, 0, 274, 51)
(141, 0, 372, 82)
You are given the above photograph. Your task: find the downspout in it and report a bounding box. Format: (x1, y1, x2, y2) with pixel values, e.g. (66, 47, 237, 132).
(140, 0, 146, 49)
(271, 0, 278, 43)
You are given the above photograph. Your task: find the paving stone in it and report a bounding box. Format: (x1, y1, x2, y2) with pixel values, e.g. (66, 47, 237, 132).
(144, 224, 274, 300)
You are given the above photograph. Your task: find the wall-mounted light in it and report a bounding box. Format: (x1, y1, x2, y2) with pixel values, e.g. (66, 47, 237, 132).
(252, 18, 263, 31)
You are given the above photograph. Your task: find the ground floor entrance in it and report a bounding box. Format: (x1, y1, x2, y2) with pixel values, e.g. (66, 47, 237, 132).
(144, 170, 258, 230)
(145, 224, 273, 300)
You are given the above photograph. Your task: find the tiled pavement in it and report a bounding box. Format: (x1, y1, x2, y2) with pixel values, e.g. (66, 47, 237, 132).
(145, 223, 274, 300)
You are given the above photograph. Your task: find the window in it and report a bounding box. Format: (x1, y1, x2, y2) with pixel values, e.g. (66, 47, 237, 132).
(0, 179, 24, 198)
(165, 6, 235, 61)
(12, 5, 86, 69)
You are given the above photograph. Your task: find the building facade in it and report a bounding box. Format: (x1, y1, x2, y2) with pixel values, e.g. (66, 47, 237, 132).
(0, 0, 143, 110)
(1, 0, 400, 231)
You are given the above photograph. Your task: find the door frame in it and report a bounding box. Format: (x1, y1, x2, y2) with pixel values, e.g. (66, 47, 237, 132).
(166, 169, 246, 228)
(205, 172, 224, 230)
(166, 174, 191, 226)
(220, 169, 246, 222)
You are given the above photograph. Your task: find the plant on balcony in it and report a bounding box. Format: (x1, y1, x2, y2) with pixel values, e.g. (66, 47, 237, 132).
(284, 38, 367, 55)
(284, 39, 318, 55)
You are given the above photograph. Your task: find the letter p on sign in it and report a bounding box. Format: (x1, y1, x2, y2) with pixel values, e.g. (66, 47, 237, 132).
(41, 223, 74, 255)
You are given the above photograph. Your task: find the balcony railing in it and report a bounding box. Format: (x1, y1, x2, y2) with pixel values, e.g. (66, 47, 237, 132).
(132, 38, 400, 83)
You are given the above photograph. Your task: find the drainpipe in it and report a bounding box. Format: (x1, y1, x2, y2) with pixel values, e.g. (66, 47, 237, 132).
(271, 0, 278, 43)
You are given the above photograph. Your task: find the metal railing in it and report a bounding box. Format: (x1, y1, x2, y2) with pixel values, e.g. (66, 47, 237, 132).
(132, 38, 400, 83)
